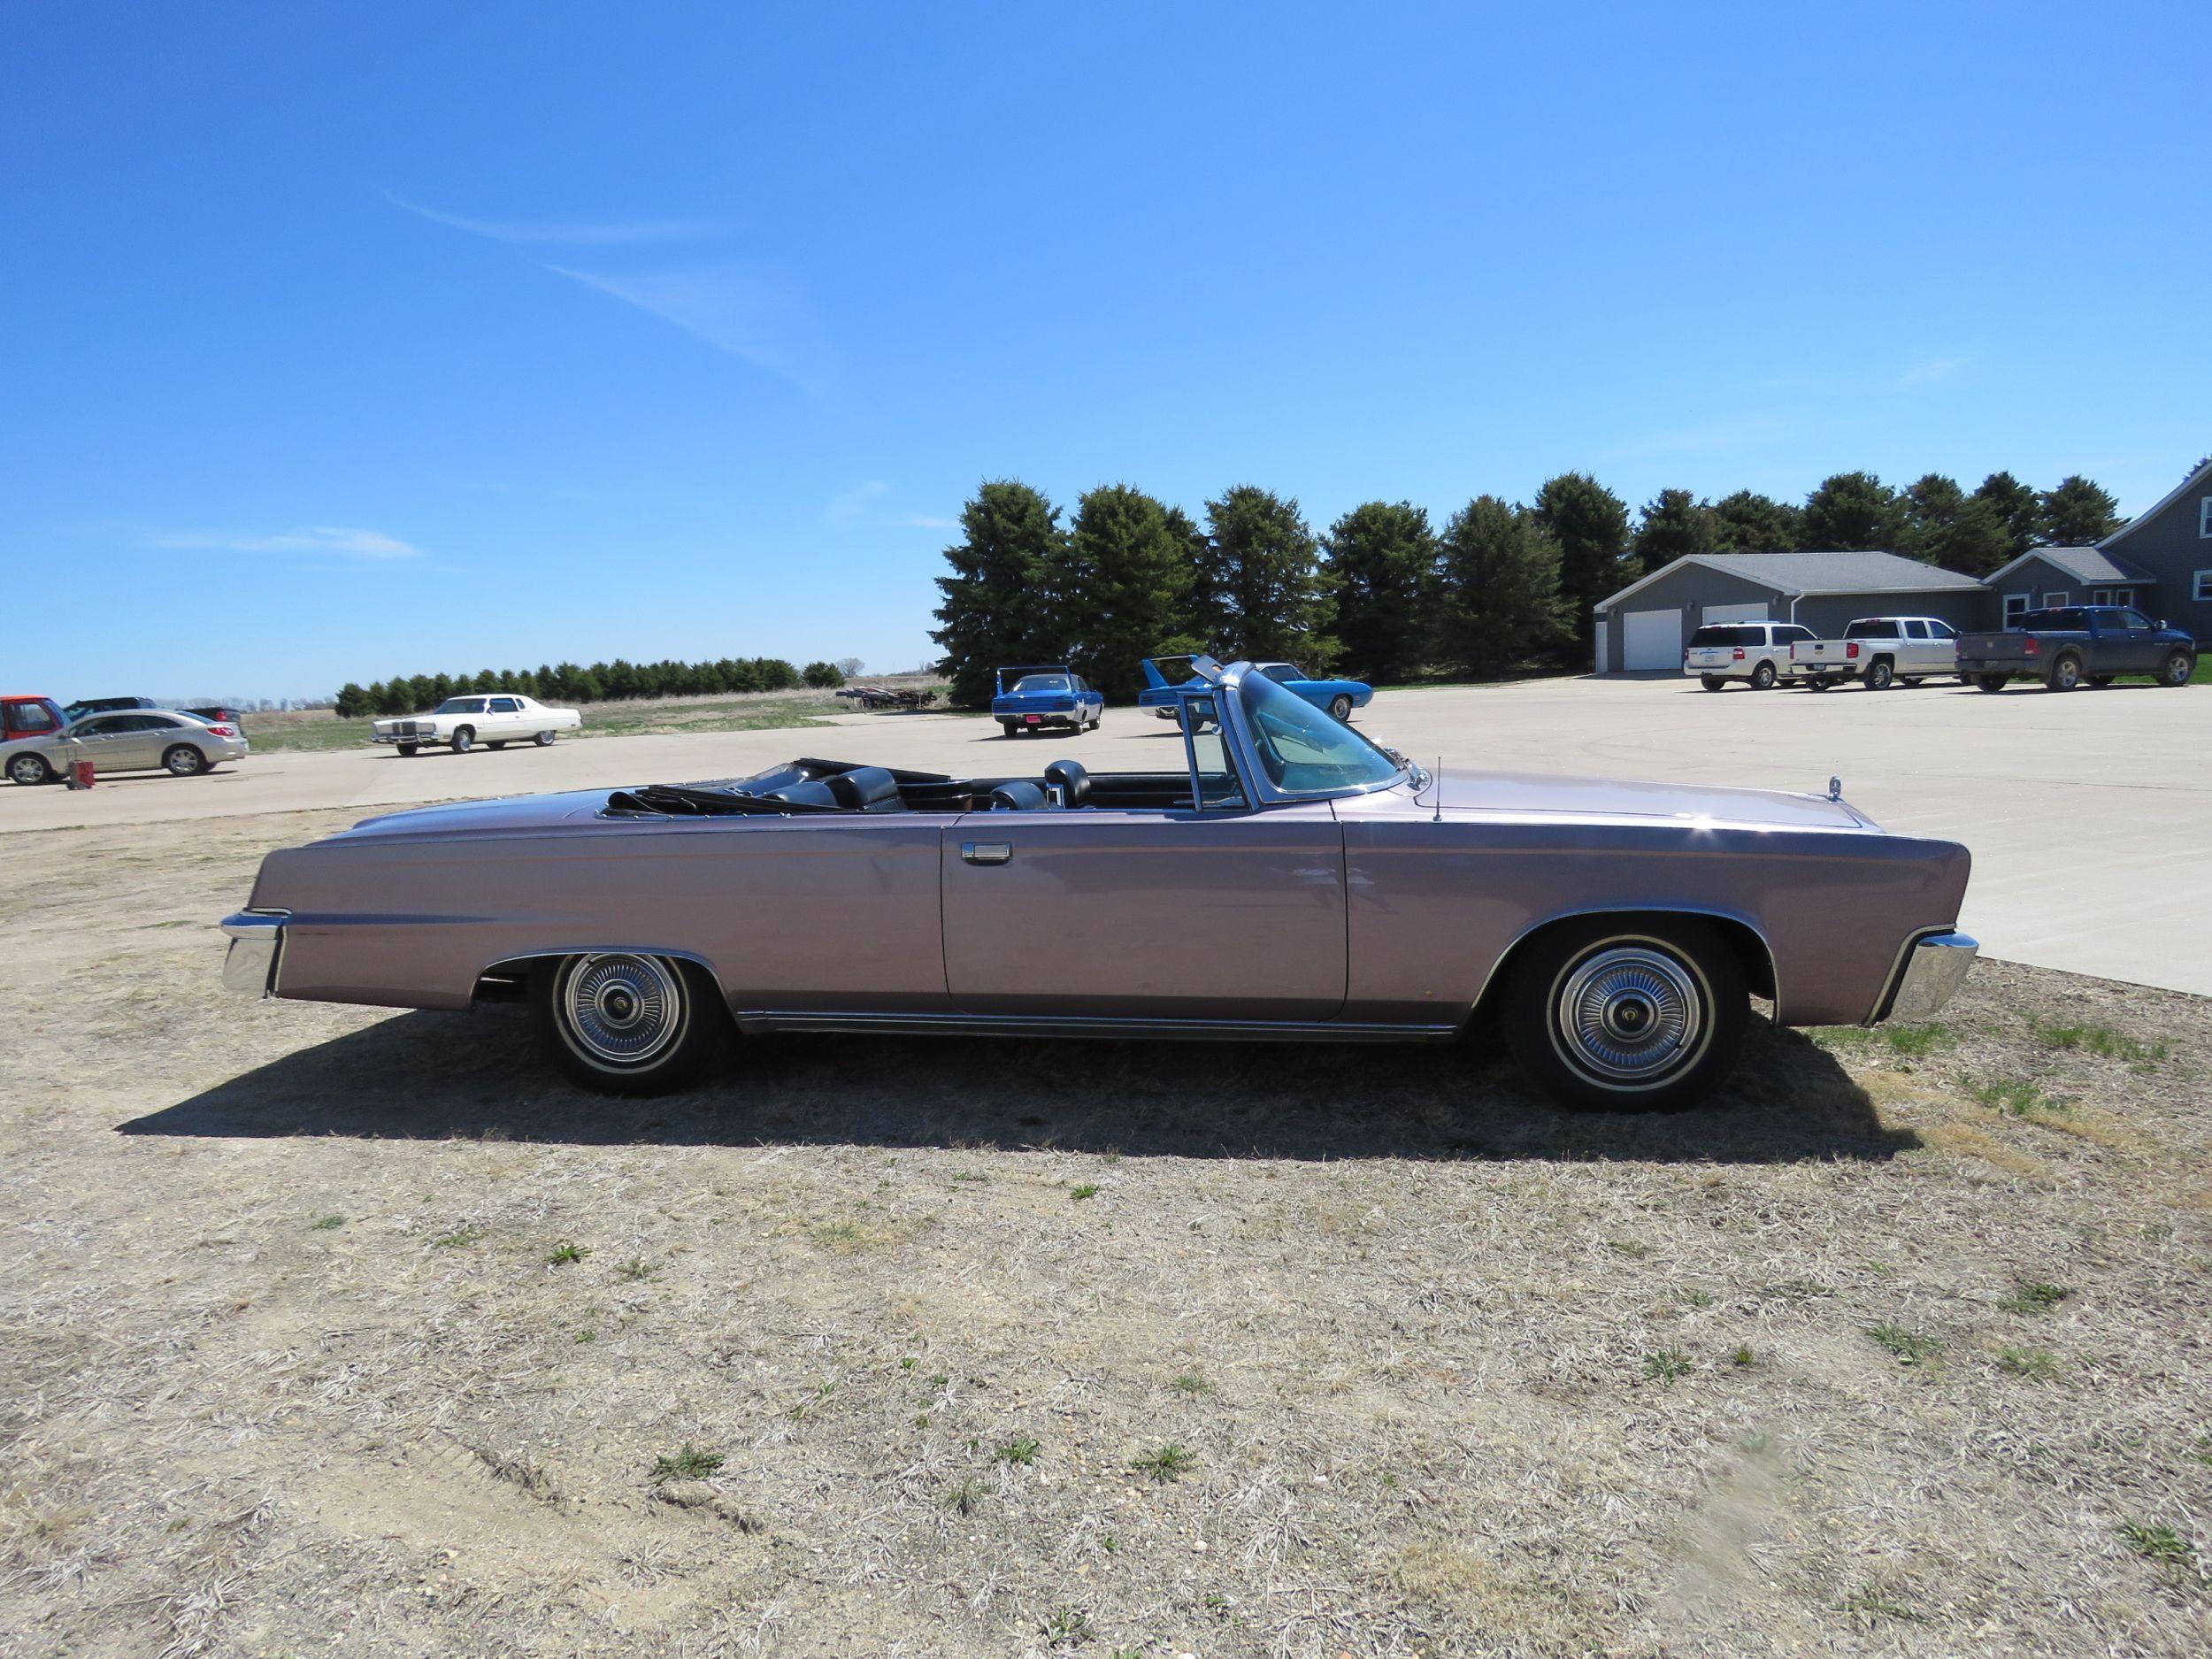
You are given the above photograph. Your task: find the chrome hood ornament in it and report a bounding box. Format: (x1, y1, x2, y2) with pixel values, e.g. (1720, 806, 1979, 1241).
(1828, 775, 1843, 803)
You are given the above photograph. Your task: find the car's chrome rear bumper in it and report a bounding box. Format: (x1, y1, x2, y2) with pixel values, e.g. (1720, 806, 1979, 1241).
(219, 910, 288, 996)
(1882, 931, 1978, 1022)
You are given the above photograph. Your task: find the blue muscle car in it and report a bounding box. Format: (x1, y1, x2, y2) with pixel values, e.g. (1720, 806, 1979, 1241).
(1141, 656, 1371, 722)
(992, 665, 1103, 737)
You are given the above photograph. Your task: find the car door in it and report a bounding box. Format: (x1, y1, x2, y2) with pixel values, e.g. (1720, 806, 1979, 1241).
(2101, 610, 2158, 672)
(940, 701, 1348, 1020)
(486, 695, 523, 735)
(126, 714, 186, 769)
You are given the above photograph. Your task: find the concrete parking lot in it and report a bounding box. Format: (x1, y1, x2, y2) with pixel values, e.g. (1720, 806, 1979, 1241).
(7, 675, 2206, 995)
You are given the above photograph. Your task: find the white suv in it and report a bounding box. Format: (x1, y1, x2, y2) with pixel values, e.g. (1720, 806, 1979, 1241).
(1683, 622, 1816, 690)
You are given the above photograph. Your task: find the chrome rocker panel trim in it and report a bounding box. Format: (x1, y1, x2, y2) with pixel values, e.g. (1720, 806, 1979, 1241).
(733, 1010, 1462, 1044)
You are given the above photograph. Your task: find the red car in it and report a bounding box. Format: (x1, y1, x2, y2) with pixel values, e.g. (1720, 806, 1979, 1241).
(3, 695, 67, 745)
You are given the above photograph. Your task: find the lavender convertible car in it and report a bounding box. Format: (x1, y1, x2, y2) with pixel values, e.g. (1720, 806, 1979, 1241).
(221, 658, 1977, 1110)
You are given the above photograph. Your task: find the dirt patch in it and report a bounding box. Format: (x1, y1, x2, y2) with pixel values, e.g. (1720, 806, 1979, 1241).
(2, 813, 2208, 1656)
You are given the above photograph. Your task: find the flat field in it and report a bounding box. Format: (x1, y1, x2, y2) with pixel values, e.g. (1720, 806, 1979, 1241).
(2, 808, 2208, 1657)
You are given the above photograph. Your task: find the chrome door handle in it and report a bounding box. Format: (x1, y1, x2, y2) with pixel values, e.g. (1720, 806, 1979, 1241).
(961, 841, 1012, 865)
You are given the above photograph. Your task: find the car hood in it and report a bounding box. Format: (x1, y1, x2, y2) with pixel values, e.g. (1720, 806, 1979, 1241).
(1420, 768, 1876, 832)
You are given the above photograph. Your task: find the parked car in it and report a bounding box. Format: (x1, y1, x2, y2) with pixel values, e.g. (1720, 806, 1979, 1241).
(222, 657, 1976, 1112)
(370, 694, 582, 755)
(991, 666, 1102, 737)
(1141, 656, 1373, 721)
(61, 695, 157, 722)
(183, 705, 247, 730)
(7, 708, 248, 784)
(3, 695, 68, 748)
(1684, 622, 1816, 690)
(1786, 617, 1963, 690)
(1956, 606, 2197, 693)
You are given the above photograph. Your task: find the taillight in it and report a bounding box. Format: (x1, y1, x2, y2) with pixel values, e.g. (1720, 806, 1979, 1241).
(2024, 637, 2039, 656)
(208, 724, 237, 737)
(1846, 642, 1860, 658)
(1732, 648, 1745, 661)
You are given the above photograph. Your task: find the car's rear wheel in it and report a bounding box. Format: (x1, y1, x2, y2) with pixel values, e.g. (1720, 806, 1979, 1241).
(1975, 674, 2008, 693)
(2045, 655, 2082, 692)
(1749, 662, 1777, 691)
(1699, 674, 1726, 692)
(535, 730, 557, 745)
(2161, 649, 2195, 687)
(163, 744, 206, 777)
(488, 741, 506, 750)
(999, 722, 1018, 738)
(532, 953, 725, 1096)
(1328, 694, 1354, 720)
(451, 726, 476, 752)
(1901, 676, 1923, 688)
(6, 751, 53, 786)
(397, 742, 419, 757)
(1807, 676, 1832, 691)
(1864, 659, 1893, 691)
(1502, 918, 1747, 1112)
(2089, 675, 2115, 689)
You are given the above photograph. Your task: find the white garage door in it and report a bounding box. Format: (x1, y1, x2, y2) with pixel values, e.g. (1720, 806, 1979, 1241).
(1622, 608, 1682, 671)
(1702, 603, 1769, 626)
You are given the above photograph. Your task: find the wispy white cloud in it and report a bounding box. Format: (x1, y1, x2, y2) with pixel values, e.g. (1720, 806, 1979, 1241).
(1599, 417, 1793, 464)
(384, 190, 704, 247)
(1898, 355, 1970, 388)
(828, 480, 893, 525)
(547, 262, 835, 394)
(902, 513, 958, 530)
(145, 526, 422, 559)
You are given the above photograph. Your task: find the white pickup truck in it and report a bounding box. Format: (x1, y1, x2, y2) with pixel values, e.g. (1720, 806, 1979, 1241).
(1786, 616, 1963, 691)
(370, 694, 582, 755)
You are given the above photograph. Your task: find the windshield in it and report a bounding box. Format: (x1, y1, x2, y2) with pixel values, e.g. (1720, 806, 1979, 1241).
(433, 697, 488, 713)
(1010, 675, 1069, 694)
(1235, 670, 1402, 793)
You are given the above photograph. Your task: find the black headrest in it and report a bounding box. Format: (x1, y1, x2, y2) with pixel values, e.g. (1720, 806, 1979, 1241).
(1041, 758, 1090, 807)
(766, 780, 841, 809)
(826, 765, 902, 810)
(987, 780, 1048, 811)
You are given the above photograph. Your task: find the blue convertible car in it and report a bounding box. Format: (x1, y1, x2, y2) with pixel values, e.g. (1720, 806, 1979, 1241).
(1141, 656, 1371, 722)
(992, 665, 1104, 738)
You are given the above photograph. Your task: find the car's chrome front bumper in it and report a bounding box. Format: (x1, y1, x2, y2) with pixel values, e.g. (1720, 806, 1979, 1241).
(1883, 931, 1978, 1022)
(372, 731, 436, 744)
(219, 910, 288, 996)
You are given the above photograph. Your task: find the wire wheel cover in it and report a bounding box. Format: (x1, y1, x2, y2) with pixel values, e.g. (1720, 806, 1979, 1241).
(1553, 945, 1706, 1083)
(561, 954, 684, 1066)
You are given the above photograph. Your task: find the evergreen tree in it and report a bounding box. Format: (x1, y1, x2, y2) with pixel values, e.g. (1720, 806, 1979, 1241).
(802, 661, 845, 688)
(1632, 488, 1717, 574)
(2037, 475, 2125, 545)
(1709, 489, 1801, 551)
(1434, 496, 1568, 678)
(334, 681, 370, 719)
(930, 480, 1067, 707)
(1901, 474, 2013, 574)
(1900, 473, 1964, 562)
(1323, 501, 1437, 683)
(1801, 472, 1906, 550)
(1054, 483, 1198, 701)
(1194, 485, 1333, 664)
(1532, 472, 1630, 649)
(1970, 472, 2042, 559)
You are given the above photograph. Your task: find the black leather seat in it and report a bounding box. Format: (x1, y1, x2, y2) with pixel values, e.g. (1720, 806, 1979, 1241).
(765, 780, 840, 809)
(987, 780, 1048, 810)
(1041, 759, 1090, 807)
(826, 765, 903, 811)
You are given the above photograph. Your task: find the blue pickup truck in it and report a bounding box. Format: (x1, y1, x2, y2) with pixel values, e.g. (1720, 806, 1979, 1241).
(1956, 605, 2196, 693)
(992, 665, 1103, 737)
(1140, 656, 1372, 723)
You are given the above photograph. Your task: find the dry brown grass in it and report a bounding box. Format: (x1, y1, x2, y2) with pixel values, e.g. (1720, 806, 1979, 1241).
(2, 810, 2208, 1655)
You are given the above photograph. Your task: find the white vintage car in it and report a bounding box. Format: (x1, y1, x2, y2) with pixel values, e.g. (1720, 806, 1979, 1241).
(371, 694, 582, 756)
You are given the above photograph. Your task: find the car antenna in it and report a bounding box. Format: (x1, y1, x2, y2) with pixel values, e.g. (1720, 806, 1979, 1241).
(1433, 756, 1443, 822)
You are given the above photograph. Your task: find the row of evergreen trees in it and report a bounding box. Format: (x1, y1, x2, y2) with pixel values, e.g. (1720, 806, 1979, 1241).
(333, 657, 849, 719)
(930, 469, 2131, 703)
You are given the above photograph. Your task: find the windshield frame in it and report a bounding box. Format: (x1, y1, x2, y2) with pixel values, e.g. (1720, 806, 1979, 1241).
(1213, 661, 1411, 803)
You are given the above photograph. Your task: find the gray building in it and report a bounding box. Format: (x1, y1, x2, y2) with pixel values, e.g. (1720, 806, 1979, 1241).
(1983, 545, 2157, 626)
(2077, 456, 2212, 641)
(1593, 551, 1987, 674)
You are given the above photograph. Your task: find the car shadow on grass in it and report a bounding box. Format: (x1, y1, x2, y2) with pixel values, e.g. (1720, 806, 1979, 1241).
(123, 1010, 1916, 1164)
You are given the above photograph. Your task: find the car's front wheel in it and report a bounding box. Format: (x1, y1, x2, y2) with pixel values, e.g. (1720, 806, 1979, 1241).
(163, 744, 207, 777)
(450, 726, 476, 752)
(6, 751, 53, 786)
(2161, 649, 2195, 687)
(1502, 918, 1747, 1112)
(531, 953, 725, 1095)
(397, 742, 419, 757)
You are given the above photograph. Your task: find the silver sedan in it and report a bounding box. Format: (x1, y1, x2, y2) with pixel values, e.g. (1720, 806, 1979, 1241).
(4, 710, 249, 785)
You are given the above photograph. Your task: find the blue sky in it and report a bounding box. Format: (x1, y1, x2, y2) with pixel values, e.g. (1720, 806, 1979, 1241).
(3, 2, 2203, 700)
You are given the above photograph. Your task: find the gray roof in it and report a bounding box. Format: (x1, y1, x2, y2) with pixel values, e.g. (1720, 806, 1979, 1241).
(1993, 545, 2155, 586)
(1598, 549, 1982, 611)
